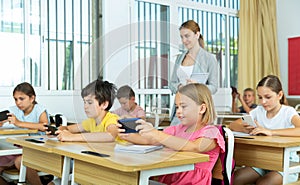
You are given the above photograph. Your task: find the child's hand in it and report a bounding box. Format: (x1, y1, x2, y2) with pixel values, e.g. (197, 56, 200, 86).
(56, 130, 72, 141)
(241, 122, 256, 133)
(249, 121, 271, 136)
(7, 113, 18, 125)
(116, 123, 126, 133)
(135, 119, 154, 133)
(135, 119, 159, 139)
(116, 123, 131, 140)
(232, 92, 239, 99)
(39, 123, 48, 132)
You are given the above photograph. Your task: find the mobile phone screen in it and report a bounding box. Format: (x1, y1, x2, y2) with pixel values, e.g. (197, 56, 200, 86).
(242, 115, 256, 127)
(81, 150, 110, 157)
(46, 125, 58, 135)
(0, 110, 9, 121)
(118, 118, 141, 133)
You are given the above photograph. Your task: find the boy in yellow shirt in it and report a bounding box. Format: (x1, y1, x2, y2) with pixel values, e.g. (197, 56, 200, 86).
(56, 79, 120, 142)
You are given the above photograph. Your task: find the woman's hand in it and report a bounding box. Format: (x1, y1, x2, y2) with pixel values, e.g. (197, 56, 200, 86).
(186, 79, 197, 84)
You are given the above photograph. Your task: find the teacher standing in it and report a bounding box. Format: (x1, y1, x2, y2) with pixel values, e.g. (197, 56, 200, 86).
(169, 20, 219, 124)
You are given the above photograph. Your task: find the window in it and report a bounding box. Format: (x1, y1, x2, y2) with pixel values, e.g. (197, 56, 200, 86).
(0, 0, 95, 90)
(132, 0, 239, 112)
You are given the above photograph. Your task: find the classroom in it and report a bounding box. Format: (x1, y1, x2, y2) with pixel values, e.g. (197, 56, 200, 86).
(0, 0, 300, 185)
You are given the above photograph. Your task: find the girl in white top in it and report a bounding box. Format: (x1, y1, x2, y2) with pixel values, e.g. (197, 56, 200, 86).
(0, 82, 48, 185)
(230, 75, 300, 185)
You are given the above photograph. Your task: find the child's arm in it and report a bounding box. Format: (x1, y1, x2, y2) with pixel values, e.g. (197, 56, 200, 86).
(229, 118, 253, 133)
(140, 128, 217, 152)
(118, 132, 158, 145)
(57, 124, 118, 142)
(117, 121, 158, 145)
(250, 115, 300, 136)
(231, 92, 239, 113)
(58, 124, 85, 133)
(8, 112, 48, 131)
(238, 96, 252, 113)
(126, 120, 217, 152)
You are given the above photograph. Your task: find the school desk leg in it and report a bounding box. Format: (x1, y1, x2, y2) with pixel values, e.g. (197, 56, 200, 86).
(139, 164, 194, 185)
(71, 159, 76, 185)
(282, 146, 300, 185)
(61, 156, 71, 185)
(17, 158, 26, 185)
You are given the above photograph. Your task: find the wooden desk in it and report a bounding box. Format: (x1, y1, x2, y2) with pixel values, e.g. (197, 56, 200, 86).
(6, 136, 69, 184)
(0, 138, 22, 156)
(53, 142, 209, 185)
(216, 113, 244, 126)
(0, 128, 38, 135)
(7, 136, 209, 185)
(0, 128, 38, 161)
(234, 136, 300, 184)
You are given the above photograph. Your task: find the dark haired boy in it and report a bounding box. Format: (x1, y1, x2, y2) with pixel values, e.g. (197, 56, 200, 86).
(56, 80, 122, 142)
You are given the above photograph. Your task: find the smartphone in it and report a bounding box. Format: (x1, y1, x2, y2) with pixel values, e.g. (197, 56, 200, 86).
(117, 118, 141, 133)
(0, 110, 9, 121)
(25, 138, 45, 143)
(81, 150, 110, 157)
(242, 115, 256, 127)
(46, 125, 58, 135)
(231, 86, 238, 94)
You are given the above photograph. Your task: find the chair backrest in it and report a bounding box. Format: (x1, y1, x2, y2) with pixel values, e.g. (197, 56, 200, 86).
(50, 113, 68, 127)
(213, 125, 235, 185)
(223, 127, 235, 185)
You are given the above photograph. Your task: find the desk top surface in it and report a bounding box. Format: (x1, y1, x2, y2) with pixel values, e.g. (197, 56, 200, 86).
(7, 136, 209, 172)
(235, 135, 300, 147)
(216, 113, 245, 118)
(0, 128, 38, 135)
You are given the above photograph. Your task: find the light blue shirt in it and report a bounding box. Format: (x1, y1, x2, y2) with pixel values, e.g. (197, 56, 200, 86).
(9, 104, 49, 135)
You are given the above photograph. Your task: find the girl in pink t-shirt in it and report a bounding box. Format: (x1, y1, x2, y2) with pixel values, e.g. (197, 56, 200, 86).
(118, 83, 225, 185)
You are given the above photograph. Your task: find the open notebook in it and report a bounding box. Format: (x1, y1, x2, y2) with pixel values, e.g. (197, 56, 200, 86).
(114, 144, 163, 154)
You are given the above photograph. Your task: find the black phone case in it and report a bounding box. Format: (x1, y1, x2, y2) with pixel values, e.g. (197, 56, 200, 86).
(231, 86, 238, 94)
(0, 110, 9, 121)
(118, 118, 141, 133)
(25, 138, 45, 143)
(81, 151, 110, 157)
(47, 125, 58, 135)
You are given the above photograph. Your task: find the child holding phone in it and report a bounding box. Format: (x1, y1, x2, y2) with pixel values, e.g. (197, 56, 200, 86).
(55, 79, 121, 142)
(230, 75, 300, 185)
(0, 82, 49, 185)
(118, 83, 225, 185)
